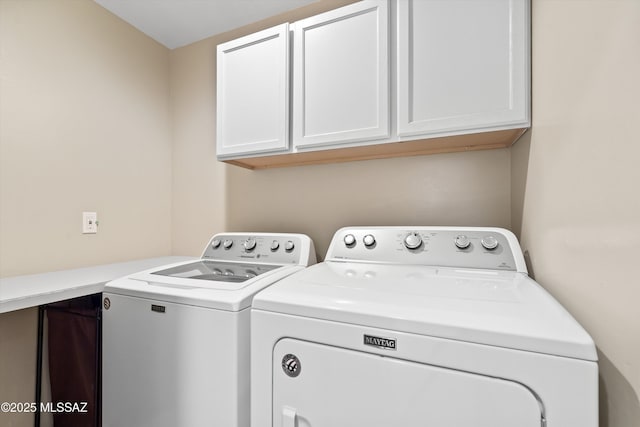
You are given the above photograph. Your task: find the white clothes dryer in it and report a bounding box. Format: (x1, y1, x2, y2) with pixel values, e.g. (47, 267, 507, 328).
(102, 232, 316, 427)
(251, 227, 598, 427)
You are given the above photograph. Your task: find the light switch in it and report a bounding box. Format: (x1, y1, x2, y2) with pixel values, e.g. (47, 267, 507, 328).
(82, 212, 98, 234)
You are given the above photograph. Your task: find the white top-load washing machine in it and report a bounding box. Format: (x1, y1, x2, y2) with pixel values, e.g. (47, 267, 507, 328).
(251, 227, 598, 427)
(102, 232, 316, 427)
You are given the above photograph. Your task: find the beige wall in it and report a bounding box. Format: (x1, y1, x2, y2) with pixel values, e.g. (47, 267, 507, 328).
(512, 1, 640, 426)
(169, 38, 227, 255)
(0, 1, 172, 425)
(169, 0, 512, 259)
(224, 150, 511, 257)
(0, 0, 173, 277)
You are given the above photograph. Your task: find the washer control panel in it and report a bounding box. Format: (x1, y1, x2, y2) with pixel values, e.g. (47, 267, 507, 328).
(202, 233, 306, 265)
(327, 227, 523, 272)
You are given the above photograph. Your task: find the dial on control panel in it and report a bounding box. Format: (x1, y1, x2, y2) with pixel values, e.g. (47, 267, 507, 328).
(344, 234, 356, 247)
(284, 240, 295, 252)
(243, 238, 257, 251)
(223, 239, 233, 249)
(363, 234, 376, 247)
(403, 232, 423, 250)
(481, 235, 499, 250)
(454, 235, 470, 249)
(211, 239, 221, 249)
(270, 240, 280, 251)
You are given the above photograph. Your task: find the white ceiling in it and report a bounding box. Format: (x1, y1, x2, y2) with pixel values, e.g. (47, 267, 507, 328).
(94, 0, 317, 49)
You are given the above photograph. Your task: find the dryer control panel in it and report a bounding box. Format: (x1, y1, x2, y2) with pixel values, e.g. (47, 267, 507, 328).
(326, 227, 526, 273)
(201, 233, 316, 266)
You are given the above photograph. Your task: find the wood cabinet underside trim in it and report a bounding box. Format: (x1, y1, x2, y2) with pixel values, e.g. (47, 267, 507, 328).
(224, 128, 526, 170)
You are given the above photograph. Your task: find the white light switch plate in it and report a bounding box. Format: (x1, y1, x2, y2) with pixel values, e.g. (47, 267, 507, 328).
(82, 211, 98, 234)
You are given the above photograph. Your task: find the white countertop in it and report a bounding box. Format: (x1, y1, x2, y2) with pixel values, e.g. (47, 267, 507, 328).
(0, 256, 195, 314)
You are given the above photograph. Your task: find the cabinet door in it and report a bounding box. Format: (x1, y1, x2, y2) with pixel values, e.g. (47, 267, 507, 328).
(216, 24, 289, 157)
(293, 0, 389, 149)
(397, 0, 530, 137)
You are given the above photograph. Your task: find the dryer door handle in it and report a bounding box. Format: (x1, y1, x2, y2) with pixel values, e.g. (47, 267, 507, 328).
(282, 406, 297, 427)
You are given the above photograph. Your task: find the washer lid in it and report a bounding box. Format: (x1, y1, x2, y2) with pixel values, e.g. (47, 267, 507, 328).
(252, 262, 597, 361)
(149, 260, 279, 285)
(105, 260, 305, 311)
(124, 259, 281, 291)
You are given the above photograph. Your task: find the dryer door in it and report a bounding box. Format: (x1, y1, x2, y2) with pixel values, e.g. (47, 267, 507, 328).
(273, 339, 543, 427)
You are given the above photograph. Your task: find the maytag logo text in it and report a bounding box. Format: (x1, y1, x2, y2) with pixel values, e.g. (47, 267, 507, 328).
(363, 334, 396, 350)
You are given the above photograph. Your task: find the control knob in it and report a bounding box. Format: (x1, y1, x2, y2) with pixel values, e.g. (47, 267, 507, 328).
(211, 239, 221, 249)
(481, 235, 499, 250)
(284, 240, 295, 251)
(344, 234, 356, 247)
(454, 235, 470, 249)
(270, 240, 280, 251)
(363, 234, 376, 247)
(223, 239, 233, 249)
(403, 232, 423, 250)
(243, 238, 257, 251)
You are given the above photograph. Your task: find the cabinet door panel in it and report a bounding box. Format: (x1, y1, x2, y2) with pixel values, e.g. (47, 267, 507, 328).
(398, 0, 530, 137)
(217, 24, 289, 157)
(293, 0, 389, 149)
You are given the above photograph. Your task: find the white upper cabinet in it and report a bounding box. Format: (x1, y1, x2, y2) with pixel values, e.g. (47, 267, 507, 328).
(216, 0, 531, 168)
(292, 0, 390, 149)
(216, 24, 290, 157)
(397, 0, 530, 137)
